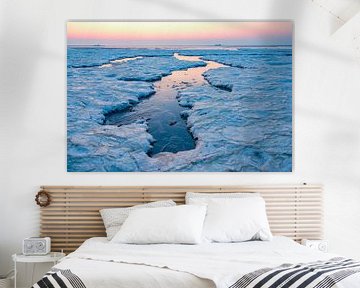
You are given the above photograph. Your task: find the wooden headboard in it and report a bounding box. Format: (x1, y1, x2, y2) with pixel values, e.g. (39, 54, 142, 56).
(39, 185, 323, 253)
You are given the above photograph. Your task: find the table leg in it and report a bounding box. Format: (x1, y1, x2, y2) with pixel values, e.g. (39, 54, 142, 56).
(25, 263, 29, 287)
(31, 263, 35, 285)
(14, 259, 16, 288)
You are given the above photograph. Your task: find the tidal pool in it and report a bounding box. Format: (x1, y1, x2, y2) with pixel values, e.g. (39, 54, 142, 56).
(105, 53, 225, 156)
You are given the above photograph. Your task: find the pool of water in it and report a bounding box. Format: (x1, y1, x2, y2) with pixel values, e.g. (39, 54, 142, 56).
(105, 53, 225, 156)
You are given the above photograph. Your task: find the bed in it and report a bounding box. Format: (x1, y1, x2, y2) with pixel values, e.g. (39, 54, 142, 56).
(33, 236, 360, 288)
(33, 185, 360, 288)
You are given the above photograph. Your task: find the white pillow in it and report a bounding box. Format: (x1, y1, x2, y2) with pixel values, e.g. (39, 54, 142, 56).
(186, 192, 259, 205)
(100, 200, 176, 240)
(111, 205, 207, 244)
(202, 197, 272, 243)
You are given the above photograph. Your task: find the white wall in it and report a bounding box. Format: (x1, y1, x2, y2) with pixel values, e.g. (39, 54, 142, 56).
(1, 0, 360, 285)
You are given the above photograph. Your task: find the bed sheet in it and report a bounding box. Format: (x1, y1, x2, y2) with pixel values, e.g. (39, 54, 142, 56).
(50, 237, 360, 288)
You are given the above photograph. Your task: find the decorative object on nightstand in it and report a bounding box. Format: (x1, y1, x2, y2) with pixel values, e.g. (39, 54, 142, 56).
(301, 239, 328, 252)
(23, 237, 51, 255)
(12, 252, 65, 288)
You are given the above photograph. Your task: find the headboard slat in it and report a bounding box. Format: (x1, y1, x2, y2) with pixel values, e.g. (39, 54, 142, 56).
(39, 184, 323, 253)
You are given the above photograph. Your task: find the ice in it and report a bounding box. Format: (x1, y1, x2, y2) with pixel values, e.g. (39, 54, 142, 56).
(67, 51, 208, 171)
(67, 48, 175, 68)
(203, 67, 235, 91)
(105, 56, 206, 81)
(67, 123, 154, 172)
(169, 49, 292, 171)
(67, 47, 292, 172)
(153, 49, 292, 171)
(180, 48, 292, 69)
(67, 68, 155, 127)
(168, 84, 291, 171)
(67, 72, 157, 171)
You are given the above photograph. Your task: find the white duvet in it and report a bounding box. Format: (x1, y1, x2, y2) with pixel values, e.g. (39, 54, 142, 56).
(54, 237, 360, 288)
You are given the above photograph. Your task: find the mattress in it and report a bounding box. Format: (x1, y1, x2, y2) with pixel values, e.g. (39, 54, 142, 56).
(35, 237, 360, 288)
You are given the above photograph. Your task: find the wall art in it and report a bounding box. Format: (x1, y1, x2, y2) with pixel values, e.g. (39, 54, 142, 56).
(67, 21, 292, 172)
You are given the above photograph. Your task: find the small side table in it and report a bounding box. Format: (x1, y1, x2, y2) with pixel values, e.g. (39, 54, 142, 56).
(12, 252, 65, 288)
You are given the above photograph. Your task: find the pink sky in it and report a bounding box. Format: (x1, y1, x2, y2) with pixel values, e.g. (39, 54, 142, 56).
(68, 22, 292, 46)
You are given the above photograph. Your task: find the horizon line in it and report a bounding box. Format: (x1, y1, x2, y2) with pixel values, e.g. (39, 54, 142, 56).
(67, 44, 292, 48)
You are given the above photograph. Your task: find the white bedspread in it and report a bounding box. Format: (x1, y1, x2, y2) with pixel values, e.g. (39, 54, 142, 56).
(54, 237, 360, 288)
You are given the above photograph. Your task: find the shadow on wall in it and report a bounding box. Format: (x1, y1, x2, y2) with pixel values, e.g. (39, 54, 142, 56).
(132, 0, 220, 18)
(0, 0, 61, 136)
(0, 0, 63, 281)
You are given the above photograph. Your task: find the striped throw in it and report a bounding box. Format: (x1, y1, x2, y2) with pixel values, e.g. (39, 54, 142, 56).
(230, 258, 360, 288)
(32, 268, 86, 288)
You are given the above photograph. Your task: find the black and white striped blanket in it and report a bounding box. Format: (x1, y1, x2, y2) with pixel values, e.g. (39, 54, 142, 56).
(32, 268, 86, 288)
(230, 258, 360, 288)
(32, 258, 360, 288)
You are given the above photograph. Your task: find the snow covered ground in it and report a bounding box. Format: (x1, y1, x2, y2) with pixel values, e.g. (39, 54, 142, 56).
(67, 47, 292, 172)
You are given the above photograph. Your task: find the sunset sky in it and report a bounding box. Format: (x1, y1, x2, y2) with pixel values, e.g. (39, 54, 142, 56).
(67, 22, 292, 46)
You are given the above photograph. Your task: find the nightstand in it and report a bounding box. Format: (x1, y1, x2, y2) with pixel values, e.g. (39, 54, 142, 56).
(301, 239, 328, 252)
(12, 252, 65, 288)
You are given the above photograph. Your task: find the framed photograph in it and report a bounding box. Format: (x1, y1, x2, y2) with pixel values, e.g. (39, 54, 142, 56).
(67, 21, 292, 172)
